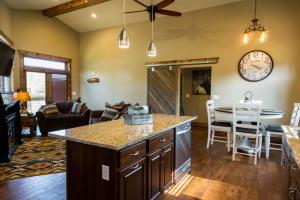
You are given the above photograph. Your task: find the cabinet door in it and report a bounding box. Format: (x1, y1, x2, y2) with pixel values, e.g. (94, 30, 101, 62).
(147, 149, 162, 200)
(119, 158, 146, 200)
(161, 143, 174, 190)
(282, 149, 289, 200)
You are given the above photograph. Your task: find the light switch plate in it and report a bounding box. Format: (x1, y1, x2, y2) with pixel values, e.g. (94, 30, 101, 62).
(102, 165, 110, 181)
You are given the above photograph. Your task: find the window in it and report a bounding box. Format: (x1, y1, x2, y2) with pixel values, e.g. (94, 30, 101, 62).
(0, 76, 11, 93)
(26, 72, 46, 113)
(24, 57, 66, 71)
(19, 51, 72, 113)
(0, 30, 13, 94)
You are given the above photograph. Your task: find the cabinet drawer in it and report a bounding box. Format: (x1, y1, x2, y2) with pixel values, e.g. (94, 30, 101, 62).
(119, 141, 146, 169)
(149, 130, 174, 153)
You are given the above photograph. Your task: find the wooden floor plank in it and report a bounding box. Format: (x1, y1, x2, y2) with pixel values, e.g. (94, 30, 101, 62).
(0, 126, 282, 200)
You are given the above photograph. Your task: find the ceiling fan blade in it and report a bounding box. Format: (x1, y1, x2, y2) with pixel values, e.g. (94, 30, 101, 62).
(125, 10, 147, 14)
(156, 0, 175, 9)
(134, 0, 148, 8)
(156, 9, 182, 16)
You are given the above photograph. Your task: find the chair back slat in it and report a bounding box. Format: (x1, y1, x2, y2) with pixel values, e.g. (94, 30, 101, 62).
(290, 103, 300, 127)
(233, 102, 262, 134)
(206, 100, 216, 124)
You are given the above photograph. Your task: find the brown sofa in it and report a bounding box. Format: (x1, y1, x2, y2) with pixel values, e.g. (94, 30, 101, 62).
(36, 101, 91, 136)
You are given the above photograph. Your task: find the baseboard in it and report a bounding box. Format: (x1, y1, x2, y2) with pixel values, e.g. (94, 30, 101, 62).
(192, 122, 208, 127)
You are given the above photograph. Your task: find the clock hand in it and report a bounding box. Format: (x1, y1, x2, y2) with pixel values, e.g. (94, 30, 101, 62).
(251, 65, 263, 70)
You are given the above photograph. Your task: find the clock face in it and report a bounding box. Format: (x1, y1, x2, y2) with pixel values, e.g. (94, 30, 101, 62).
(238, 50, 274, 82)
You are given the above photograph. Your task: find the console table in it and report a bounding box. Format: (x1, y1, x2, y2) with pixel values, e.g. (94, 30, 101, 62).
(21, 114, 37, 136)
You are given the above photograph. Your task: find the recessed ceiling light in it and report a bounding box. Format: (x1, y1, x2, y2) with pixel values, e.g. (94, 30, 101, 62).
(91, 13, 97, 18)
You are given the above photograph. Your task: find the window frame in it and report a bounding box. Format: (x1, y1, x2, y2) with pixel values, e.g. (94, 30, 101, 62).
(18, 50, 72, 101)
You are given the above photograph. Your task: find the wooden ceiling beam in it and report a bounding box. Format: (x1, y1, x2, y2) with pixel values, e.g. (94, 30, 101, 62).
(43, 0, 111, 17)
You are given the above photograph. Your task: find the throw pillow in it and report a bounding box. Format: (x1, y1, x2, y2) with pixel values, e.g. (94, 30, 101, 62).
(41, 104, 60, 117)
(105, 102, 123, 111)
(70, 102, 86, 114)
(101, 108, 119, 120)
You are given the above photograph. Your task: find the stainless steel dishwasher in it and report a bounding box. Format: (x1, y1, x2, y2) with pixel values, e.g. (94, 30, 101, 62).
(174, 122, 192, 183)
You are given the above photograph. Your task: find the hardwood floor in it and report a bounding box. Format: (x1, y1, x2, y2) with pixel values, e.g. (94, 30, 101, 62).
(0, 126, 282, 200)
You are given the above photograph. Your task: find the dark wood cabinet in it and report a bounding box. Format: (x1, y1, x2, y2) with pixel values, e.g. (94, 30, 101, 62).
(119, 159, 147, 200)
(161, 143, 174, 190)
(147, 141, 174, 200)
(148, 150, 162, 200)
(65, 128, 181, 200)
(282, 134, 300, 200)
(282, 149, 290, 199)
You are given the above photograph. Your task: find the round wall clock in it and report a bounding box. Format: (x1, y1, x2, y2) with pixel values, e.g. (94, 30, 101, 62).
(238, 50, 274, 82)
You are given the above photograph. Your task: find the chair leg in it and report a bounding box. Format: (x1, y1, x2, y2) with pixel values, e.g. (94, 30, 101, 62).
(211, 129, 215, 145)
(227, 130, 231, 152)
(232, 134, 236, 161)
(265, 131, 271, 159)
(258, 135, 262, 159)
(254, 137, 258, 165)
(207, 126, 211, 149)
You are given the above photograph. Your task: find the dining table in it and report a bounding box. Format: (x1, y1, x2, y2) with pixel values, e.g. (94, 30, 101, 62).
(215, 106, 284, 153)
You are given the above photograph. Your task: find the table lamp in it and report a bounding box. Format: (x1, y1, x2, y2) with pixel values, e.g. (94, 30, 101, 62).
(13, 90, 31, 115)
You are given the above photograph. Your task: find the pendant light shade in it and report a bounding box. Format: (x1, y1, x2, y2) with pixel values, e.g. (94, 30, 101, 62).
(242, 0, 268, 44)
(118, 27, 130, 48)
(118, 0, 130, 49)
(147, 40, 157, 57)
(147, 0, 157, 57)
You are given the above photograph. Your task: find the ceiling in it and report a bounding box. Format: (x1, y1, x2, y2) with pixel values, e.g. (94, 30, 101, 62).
(4, 0, 242, 33)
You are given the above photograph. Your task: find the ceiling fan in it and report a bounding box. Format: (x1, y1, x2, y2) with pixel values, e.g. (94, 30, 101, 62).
(126, 0, 182, 21)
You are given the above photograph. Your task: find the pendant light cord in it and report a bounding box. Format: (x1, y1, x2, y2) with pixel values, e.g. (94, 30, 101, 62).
(123, 0, 126, 28)
(151, 0, 154, 41)
(254, 0, 257, 19)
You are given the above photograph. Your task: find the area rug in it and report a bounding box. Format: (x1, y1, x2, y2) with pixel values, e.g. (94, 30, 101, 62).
(0, 136, 66, 181)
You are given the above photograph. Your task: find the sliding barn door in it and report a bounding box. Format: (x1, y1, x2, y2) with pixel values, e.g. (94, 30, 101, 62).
(147, 67, 180, 115)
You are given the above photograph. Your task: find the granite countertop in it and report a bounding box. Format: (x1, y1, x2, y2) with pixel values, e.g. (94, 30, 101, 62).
(282, 125, 300, 165)
(49, 114, 197, 150)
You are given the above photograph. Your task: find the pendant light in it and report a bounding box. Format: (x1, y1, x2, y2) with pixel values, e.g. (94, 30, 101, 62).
(242, 0, 268, 44)
(147, 0, 157, 57)
(118, 0, 130, 48)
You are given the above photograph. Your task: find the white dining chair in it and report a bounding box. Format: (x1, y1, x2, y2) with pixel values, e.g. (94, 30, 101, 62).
(232, 102, 263, 165)
(265, 103, 300, 159)
(206, 100, 232, 152)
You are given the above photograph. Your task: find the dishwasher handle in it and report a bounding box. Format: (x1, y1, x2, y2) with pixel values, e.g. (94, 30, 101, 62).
(176, 126, 191, 135)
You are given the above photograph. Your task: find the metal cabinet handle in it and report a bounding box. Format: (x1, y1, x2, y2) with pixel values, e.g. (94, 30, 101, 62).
(160, 138, 166, 143)
(130, 151, 139, 156)
(291, 164, 298, 171)
(289, 185, 296, 200)
(130, 164, 140, 170)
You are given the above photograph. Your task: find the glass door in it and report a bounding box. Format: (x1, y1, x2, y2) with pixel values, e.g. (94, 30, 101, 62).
(26, 72, 46, 113)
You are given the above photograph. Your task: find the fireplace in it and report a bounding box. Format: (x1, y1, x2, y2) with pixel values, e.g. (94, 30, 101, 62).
(0, 101, 22, 163)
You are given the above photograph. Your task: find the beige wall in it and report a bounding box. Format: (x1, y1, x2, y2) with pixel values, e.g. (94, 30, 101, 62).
(11, 10, 80, 97)
(182, 68, 210, 123)
(0, 1, 12, 38)
(80, 0, 300, 124)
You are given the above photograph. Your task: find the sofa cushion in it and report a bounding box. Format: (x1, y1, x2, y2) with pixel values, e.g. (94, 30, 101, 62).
(70, 102, 86, 114)
(56, 101, 74, 114)
(47, 114, 83, 124)
(40, 104, 60, 117)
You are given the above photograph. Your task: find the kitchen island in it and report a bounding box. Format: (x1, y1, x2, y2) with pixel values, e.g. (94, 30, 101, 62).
(50, 114, 196, 200)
